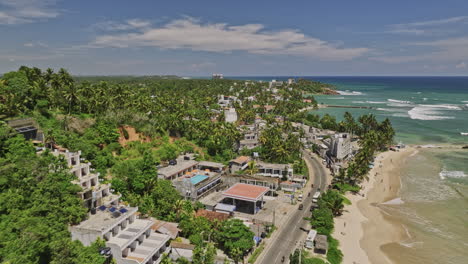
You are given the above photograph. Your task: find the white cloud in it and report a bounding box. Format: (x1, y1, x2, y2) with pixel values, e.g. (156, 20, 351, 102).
(23, 41, 48, 48)
(0, 0, 60, 25)
(91, 17, 369, 60)
(370, 37, 468, 64)
(456, 62, 466, 69)
(93, 19, 152, 31)
(392, 16, 468, 28)
(387, 16, 468, 36)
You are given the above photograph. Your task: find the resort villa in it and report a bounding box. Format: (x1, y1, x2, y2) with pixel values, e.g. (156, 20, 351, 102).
(49, 148, 171, 264)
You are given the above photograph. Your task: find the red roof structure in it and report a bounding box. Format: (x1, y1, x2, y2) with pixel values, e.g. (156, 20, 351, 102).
(222, 183, 269, 202)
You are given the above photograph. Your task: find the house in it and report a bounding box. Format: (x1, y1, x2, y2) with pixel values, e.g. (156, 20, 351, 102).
(157, 155, 199, 180)
(288, 78, 295, 85)
(280, 181, 302, 192)
(225, 108, 238, 123)
(229, 156, 251, 173)
(256, 161, 293, 179)
(239, 139, 260, 150)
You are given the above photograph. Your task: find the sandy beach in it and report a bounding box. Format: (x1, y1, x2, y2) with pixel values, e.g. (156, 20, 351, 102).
(333, 147, 417, 264)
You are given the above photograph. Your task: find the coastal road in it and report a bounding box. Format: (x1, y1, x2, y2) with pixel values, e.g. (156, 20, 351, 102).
(258, 150, 328, 264)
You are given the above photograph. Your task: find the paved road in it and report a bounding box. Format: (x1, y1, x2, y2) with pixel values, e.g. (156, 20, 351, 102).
(258, 150, 328, 264)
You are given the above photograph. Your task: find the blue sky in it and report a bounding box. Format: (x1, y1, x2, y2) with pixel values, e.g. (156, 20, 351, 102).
(1, 0, 468, 76)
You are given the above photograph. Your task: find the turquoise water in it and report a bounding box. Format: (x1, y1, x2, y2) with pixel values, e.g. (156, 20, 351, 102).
(308, 77, 468, 264)
(190, 174, 208, 185)
(231, 76, 468, 264)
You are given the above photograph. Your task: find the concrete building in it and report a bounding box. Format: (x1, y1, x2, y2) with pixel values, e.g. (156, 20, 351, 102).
(172, 163, 224, 201)
(221, 183, 269, 214)
(7, 118, 44, 142)
(287, 78, 295, 85)
(157, 156, 198, 180)
(217, 95, 238, 108)
(225, 108, 238, 123)
(229, 156, 251, 173)
(222, 174, 280, 194)
(51, 149, 120, 209)
(239, 139, 260, 150)
(212, 73, 224, 79)
(329, 133, 352, 160)
(256, 161, 293, 179)
(70, 207, 171, 264)
(51, 147, 171, 264)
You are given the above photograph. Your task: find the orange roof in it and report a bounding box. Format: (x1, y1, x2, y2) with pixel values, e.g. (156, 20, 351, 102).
(195, 209, 230, 221)
(222, 183, 269, 202)
(231, 156, 250, 164)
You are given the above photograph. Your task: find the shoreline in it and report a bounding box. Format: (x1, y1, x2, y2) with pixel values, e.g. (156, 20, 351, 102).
(333, 147, 417, 264)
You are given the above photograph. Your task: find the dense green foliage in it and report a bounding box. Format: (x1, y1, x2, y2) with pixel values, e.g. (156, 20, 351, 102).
(216, 219, 255, 262)
(289, 249, 327, 264)
(0, 123, 105, 264)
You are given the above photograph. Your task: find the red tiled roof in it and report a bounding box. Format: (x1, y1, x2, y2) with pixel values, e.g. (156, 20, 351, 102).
(231, 156, 250, 164)
(222, 183, 269, 202)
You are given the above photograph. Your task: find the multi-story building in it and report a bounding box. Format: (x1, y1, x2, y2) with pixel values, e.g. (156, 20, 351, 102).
(329, 133, 352, 160)
(172, 161, 225, 200)
(51, 149, 120, 209)
(224, 108, 238, 123)
(52, 148, 171, 264)
(256, 161, 293, 179)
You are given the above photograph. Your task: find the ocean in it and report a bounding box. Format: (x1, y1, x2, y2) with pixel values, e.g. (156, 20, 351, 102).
(232, 76, 468, 264)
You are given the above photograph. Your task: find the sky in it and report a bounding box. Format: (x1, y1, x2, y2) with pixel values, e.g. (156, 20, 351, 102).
(1, 0, 468, 76)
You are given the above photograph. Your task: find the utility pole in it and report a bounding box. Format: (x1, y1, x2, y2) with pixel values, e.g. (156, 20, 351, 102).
(273, 209, 275, 227)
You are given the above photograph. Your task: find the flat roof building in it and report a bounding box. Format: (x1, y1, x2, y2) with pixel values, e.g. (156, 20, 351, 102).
(158, 157, 198, 180)
(222, 183, 269, 214)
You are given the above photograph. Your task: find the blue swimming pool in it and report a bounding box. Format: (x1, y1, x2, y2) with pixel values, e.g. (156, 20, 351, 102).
(190, 174, 208, 185)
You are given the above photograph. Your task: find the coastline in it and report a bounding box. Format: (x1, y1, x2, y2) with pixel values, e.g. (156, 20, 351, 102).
(333, 147, 417, 264)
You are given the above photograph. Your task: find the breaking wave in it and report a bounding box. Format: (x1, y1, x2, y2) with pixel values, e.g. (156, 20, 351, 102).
(439, 170, 467, 180)
(337, 90, 363, 95)
(407, 104, 460, 120)
(388, 99, 412, 104)
(329, 97, 345, 99)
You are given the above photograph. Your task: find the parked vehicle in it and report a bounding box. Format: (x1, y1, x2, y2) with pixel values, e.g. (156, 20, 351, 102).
(298, 204, 304, 210)
(298, 194, 303, 201)
(312, 191, 321, 203)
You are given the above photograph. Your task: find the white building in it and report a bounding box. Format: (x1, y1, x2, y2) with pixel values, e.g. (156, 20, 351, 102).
(225, 108, 238, 123)
(53, 149, 171, 264)
(51, 149, 120, 209)
(329, 133, 352, 160)
(212, 73, 224, 79)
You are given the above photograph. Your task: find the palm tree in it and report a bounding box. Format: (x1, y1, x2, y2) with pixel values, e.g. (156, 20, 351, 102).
(245, 161, 258, 176)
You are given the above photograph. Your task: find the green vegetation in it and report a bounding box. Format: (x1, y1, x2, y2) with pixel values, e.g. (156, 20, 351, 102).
(289, 249, 327, 264)
(1, 66, 394, 264)
(0, 123, 106, 264)
(247, 244, 265, 264)
(216, 219, 255, 263)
